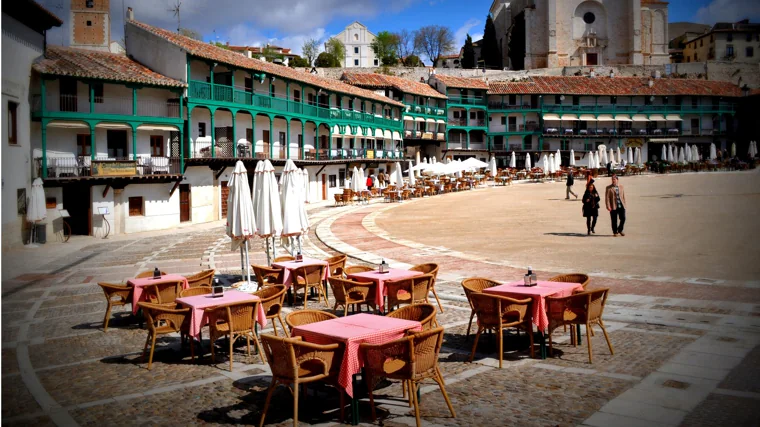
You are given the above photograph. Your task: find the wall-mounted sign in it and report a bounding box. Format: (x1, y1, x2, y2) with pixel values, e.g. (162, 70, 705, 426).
(625, 138, 644, 148)
(92, 160, 137, 177)
(98, 207, 109, 215)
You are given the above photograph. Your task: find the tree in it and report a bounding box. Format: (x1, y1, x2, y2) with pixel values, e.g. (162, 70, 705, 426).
(289, 56, 310, 68)
(370, 31, 400, 66)
(462, 34, 475, 69)
(315, 51, 340, 67)
(261, 46, 284, 62)
(414, 25, 455, 66)
(301, 38, 320, 66)
(481, 15, 502, 69)
(179, 28, 202, 40)
(211, 41, 229, 50)
(393, 29, 418, 65)
(325, 37, 346, 66)
(404, 55, 423, 67)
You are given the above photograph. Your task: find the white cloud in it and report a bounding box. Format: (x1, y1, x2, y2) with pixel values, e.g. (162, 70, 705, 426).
(454, 18, 481, 46)
(693, 0, 760, 24)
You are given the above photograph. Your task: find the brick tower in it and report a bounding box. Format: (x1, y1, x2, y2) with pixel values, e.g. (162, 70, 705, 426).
(70, 0, 111, 52)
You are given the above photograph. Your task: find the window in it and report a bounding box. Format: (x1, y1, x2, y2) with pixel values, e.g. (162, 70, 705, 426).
(17, 189, 26, 215)
(86, 21, 92, 26)
(328, 175, 337, 187)
(76, 134, 91, 156)
(747, 33, 752, 42)
(129, 197, 143, 216)
(86, 0, 94, 7)
(727, 33, 733, 42)
(374, 59, 378, 66)
(583, 12, 595, 24)
(338, 169, 346, 185)
(452, 110, 460, 119)
(354, 47, 359, 54)
(297, 134, 303, 146)
(500, 116, 506, 125)
(694, 52, 698, 61)
(293, 90, 301, 102)
(263, 129, 270, 143)
(555, 95, 562, 104)
(150, 135, 164, 156)
(279, 132, 285, 145)
(244, 77, 253, 93)
(469, 111, 476, 120)
(726, 45, 734, 57)
(90, 83, 103, 103)
(46, 197, 57, 209)
(523, 135, 532, 150)
(746, 47, 754, 57)
(354, 59, 359, 66)
(348, 99, 354, 110)
(353, 33, 359, 41)
(7, 101, 18, 144)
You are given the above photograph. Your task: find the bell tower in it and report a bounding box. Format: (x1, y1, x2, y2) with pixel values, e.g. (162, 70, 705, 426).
(70, 0, 111, 52)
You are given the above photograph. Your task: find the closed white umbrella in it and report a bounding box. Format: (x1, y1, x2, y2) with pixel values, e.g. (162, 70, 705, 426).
(408, 160, 416, 187)
(748, 142, 754, 157)
(555, 149, 562, 169)
(395, 162, 404, 187)
(281, 159, 309, 256)
(525, 153, 532, 170)
(253, 159, 283, 265)
(432, 156, 436, 164)
(302, 169, 311, 203)
(360, 168, 367, 191)
(731, 142, 736, 158)
(549, 154, 556, 174)
(510, 151, 516, 168)
(227, 161, 257, 284)
(350, 167, 360, 192)
(26, 178, 46, 246)
(684, 143, 691, 162)
(586, 152, 594, 169)
(594, 151, 600, 169)
(671, 145, 677, 162)
(661, 145, 668, 162)
(627, 147, 633, 164)
(608, 148, 615, 165)
(570, 149, 576, 166)
(489, 156, 497, 177)
(709, 143, 717, 160)
(616, 146, 622, 164)
(541, 154, 549, 175)
(678, 147, 685, 163)
(692, 145, 699, 163)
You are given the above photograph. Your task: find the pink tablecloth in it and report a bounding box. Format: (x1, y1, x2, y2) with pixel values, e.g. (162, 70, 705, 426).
(483, 281, 582, 332)
(176, 289, 267, 339)
(293, 313, 421, 397)
(347, 269, 422, 311)
(272, 257, 330, 289)
(127, 274, 189, 314)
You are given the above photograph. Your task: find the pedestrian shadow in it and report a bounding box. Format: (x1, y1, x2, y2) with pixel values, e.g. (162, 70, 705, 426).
(544, 232, 611, 238)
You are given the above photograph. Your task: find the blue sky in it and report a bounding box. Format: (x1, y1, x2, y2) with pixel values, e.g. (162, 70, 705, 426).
(40, 0, 760, 59)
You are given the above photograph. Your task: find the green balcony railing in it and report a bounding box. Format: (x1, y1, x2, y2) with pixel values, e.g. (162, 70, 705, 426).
(541, 104, 735, 114)
(404, 103, 446, 116)
(447, 95, 487, 106)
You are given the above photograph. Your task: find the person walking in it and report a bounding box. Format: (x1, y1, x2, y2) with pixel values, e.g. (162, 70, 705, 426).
(378, 170, 386, 188)
(566, 171, 578, 199)
(366, 174, 374, 190)
(605, 175, 627, 237)
(582, 181, 600, 235)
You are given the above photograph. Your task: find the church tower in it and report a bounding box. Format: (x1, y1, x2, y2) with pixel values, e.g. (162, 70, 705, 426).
(70, 0, 111, 52)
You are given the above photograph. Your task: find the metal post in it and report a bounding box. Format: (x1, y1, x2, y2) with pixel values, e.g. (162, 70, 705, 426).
(231, 112, 237, 157)
(210, 109, 216, 158)
(132, 87, 137, 116)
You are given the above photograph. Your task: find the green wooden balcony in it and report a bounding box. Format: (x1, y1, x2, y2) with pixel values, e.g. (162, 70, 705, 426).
(541, 103, 735, 115)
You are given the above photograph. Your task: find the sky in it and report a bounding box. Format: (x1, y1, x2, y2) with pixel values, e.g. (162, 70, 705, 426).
(39, 0, 760, 61)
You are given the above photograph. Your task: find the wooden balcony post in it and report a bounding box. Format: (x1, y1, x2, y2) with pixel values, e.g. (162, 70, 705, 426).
(132, 87, 137, 116)
(269, 116, 274, 158)
(210, 108, 216, 158)
(251, 111, 256, 158)
(231, 112, 237, 157)
(41, 119, 47, 179)
(286, 119, 291, 159)
(179, 127, 184, 172)
(328, 127, 332, 160)
(40, 78, 46, 113)
(186, 107, 192, 159)
(315, 124, 320, 160)
(300, 120, 305, 159)
(131, 124, 137, 161)
(90, 123, 96, 160)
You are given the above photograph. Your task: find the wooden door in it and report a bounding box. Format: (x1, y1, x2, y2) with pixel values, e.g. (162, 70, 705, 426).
(322, 174, 327, 200)
(179, 184, 191, 222)
(220, 180, 229, 218)
(586, 53, 598, 66)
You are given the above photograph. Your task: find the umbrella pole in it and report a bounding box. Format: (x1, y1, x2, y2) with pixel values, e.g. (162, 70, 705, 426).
(272, 237, 278, 263)
(265, 237, 272, 266)
(244, 240, 252, 285)
(239, 245, 244, 277)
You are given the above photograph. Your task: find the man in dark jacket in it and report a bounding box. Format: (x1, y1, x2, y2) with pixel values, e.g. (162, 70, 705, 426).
(566, 171, 577, 199)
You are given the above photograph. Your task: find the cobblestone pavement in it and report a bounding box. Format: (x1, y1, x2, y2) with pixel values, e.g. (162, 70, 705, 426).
(2, 194, 759, 426)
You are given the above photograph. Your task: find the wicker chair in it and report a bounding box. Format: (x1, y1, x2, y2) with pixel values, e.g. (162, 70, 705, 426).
(98, 282, 132, 332)
(145, 279, 183, 307)
(360, 327, 456, 427)
(252, 264, 284, 289)
(547, 273, 590, 292)
(285, 310, 337, 334)
(387, 304, 437, 330)
(547, 288, 614, 364)
(253, 285, 288, 336)
(186, 269, 215, 288)
(334, 193, 345, 206)
(206, 300, 265, 370)
(274, 256, 295, 263)
(138, 302, 191, 370)
(409, 263, 443, 313)
(292, 264, 327, 308)
(328, 276, 376, 316)
(468, 293, 534, 368)
(135, 270, 167, 278)
(461, 278, 501, 339)
(324, 254, 347, 278)
(179, 286, 212, 298)
(385, 274, 434, 312)
(259, 334, 344, 427)
(343, 265, 374, 275)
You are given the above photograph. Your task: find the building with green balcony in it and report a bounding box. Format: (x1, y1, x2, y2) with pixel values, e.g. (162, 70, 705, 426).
(340, 72, 448, 160)
(429, 74, 489, 160)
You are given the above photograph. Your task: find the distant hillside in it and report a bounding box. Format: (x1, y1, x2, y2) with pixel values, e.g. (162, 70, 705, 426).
(669, 22, 711, 41)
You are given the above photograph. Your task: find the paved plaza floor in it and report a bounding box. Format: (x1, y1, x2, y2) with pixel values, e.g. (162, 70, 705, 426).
(2, 170, 759, 426)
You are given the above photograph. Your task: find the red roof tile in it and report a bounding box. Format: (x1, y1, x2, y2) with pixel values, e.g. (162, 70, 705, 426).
(341, 72, 447, 99)
(33, 45, 185, 88)
(487, 76, 743, 97)
(432, 74, 489, 90)
(128, 20, 403, 107)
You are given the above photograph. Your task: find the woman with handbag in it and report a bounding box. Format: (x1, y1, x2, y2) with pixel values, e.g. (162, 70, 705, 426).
(582, 181, 600, 235)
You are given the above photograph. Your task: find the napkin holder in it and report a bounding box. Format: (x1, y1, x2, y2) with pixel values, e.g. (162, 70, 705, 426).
(295, 252, 303, 262)
(211, 286, 225, 298)
(378, 259, 389, 274)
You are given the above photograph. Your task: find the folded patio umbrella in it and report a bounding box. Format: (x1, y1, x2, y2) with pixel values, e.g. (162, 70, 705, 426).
(227, 161, 257, 283)
(627, 147, 633, 164)
(408, 160, 416, 187)
(253, 159, 282, 265)
(510, 151, 516, 168)
(684, 143, 691, 162)
(731, 143, 736, 158)
(524, 153, 532, 170)
(25, 178, 47, 247)
(280, 159, 309, 255)
(569, 149, 575, 166)
(594, 151, 600, 169)
(661, 145, 668, 162)
(489, 156, 497, 177)
(555, 149, 561, 169)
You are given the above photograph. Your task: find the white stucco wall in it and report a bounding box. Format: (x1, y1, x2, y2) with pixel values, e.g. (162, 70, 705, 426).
(184, 166, 215, 224)
(125, 22, 187, 83)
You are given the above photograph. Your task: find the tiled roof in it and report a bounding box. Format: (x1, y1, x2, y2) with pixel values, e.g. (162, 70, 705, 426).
(33, 46, 186, 88)
(29, 0, 63, 26)
(341, 72, 447, 99)
(128, 20, 403, 107)
(487, 76, 743, 97)
(432, 74, 489, 90)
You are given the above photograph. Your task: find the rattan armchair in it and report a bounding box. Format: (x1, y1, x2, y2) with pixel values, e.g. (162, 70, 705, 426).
(145, 279, 183, 307)
(547, 273, 590, 292)
(387, 304, 437, 330)
(342, 265, 374, 275)
(179, 286, 212, 298)
(138, 301, 191, 370)
(206, 300, 265, 370)
(98, 282, 132, 332)
(461, 278, 501, 339)
(360, 327, 455, 427)
(409, 263, 442, 313)
(186, 269, 215, 288)
(468, 293, 534, 368)
(284, 310, 337, 334)
(292, 264, 327, 308)
(328, 276, 376, 316)
(385, 274, 434, 312)
(253, 285, 288, 336)
(274, 255, 295, 263)
(135, 270, 167, 278)
(547, 288, 614, 364)
(259, 334, 344, 427)
(324, 254, 347, 278)
(252, 264, 284, 289)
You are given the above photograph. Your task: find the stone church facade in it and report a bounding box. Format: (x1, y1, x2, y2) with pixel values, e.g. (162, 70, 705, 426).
(490, 0, 669, 70)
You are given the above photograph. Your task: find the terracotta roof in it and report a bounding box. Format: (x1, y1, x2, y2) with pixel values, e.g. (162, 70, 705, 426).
(28, 0, 63, 26)
(341, 72, 447, 99)
(432, 74, 489, 90)
(128, 20, 403, 107)
(33, 45, 186, 88)
(487, 76, 743, 97)
(439, 54, 460, 59)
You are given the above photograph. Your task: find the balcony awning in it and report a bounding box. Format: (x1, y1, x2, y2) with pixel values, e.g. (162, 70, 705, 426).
(579, 114, 597, 122)
(436, 119, 446, 124)
(649, 138, 679, 142)
(560, 114, 578, 121)
(375, 128, 384, 138)
(666, 114, 683, 121)
(632, 114, 649, 122)
(393, 131, 402, 141)
(649, 114, 667, 121)
(403, 115, 414, 121)
(384, 129, 392, 139)
(414, 117, 425, 122)
(614, 114, 632, 122)
(597, 114, 614, 121)
(543, 113, 561, 121)
(425, 118, 436, 124)
(137, 124, 181, 131)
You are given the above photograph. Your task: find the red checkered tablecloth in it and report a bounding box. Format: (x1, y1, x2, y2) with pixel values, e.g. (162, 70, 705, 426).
(347, 269, 423, 311)
(272, 257, 330, 289)
(292, 313, 421, 397)
(483, 281, 582, 332)
(127, 274, 189, 314)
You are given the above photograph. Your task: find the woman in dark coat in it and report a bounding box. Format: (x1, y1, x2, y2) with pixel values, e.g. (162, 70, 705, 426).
(582, 181, 600, 235)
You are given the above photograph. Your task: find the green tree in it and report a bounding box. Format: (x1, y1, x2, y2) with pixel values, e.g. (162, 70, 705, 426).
(261, 46, 284, 62)
(462, 34, 475, 69)
(301, 38, 320, 66)
(211, 41, 229, 50)
(414, 25, 455, 66)
(325, 37, 346, 66)
(481, 15, 502, 69)
(404, 54, 423, 67)
(370, 31, 400, 66)
(315, 51, 340, 67)
(289, 56, 310, 68)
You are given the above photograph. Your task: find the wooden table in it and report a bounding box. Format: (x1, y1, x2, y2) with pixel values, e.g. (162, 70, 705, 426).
(176, 289, 267, 339)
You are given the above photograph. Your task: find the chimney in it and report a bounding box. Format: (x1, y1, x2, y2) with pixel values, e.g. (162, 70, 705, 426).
(589, 68, 595, 78)
(127, 7, 134, 21)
